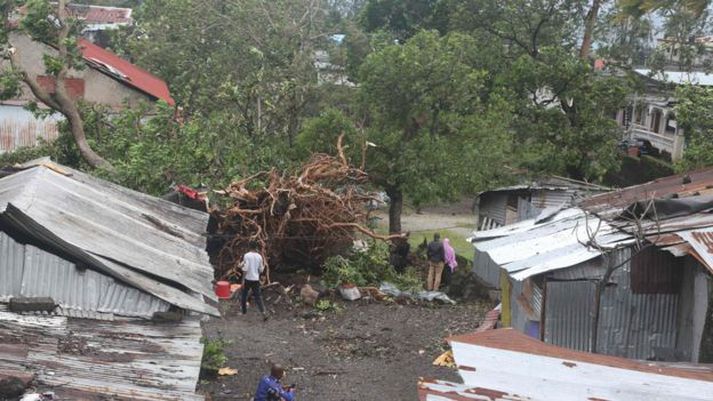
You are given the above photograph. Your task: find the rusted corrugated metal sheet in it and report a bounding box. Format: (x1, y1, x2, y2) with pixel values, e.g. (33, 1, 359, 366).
(0, 105, 60, 152)
(0, 306, 205, 400)
(597, 254, 679, 360)
(544, 248, 680, 360)
(545, 280, 596, 352)
(580, 166, 713, 214)
(680, 230, 713, 274)
(629, 245, 683, 293)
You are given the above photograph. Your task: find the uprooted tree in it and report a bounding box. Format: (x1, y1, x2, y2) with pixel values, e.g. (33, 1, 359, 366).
(209, 136, 396, 281)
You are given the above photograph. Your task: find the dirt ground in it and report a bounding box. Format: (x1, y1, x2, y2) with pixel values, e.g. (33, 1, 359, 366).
(200, 286, 491, 401)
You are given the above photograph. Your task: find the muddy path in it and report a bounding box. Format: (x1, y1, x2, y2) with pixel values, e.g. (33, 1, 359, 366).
(200, 293, 490, 401)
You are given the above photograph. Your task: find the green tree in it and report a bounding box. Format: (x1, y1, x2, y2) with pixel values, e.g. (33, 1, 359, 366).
(357, 31, 513, 232)
(447, 0, 630, 180)
(0, 0, 111, 168)
(120, 0, 343, 147)
(360, 0, 444, 41)
(674, 85, 713, 171)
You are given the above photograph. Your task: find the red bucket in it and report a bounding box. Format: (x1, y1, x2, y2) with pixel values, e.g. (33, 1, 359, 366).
(215, 281, 231, 299)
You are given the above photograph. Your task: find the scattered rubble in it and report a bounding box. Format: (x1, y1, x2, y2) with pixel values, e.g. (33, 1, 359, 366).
(379, 282, 455, 304)
(8, 297, 56, 313)
(300, 284, 320, 306)
(338, 285, 361, 301)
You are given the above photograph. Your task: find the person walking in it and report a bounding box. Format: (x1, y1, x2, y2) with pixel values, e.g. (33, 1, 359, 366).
(254, 364, 296, 401)
(426, 233, 445, 291)
(241, 241, 267, 320)
(442, 238, 458, 287)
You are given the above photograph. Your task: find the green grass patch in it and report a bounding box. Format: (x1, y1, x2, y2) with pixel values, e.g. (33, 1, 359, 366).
(408, 229, 472, 261)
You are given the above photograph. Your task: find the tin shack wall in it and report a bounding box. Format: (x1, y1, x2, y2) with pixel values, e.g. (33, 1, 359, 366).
(0, 231, 170, 319)
(597, 247, 680, 360)
(478, 193, 508, 227)
(473, 249, 503, 288)
(544, 247, 683, 360)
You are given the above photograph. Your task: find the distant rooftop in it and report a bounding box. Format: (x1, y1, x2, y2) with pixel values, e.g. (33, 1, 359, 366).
(66, 3, 132, 28)
(635, 68, 713, 86)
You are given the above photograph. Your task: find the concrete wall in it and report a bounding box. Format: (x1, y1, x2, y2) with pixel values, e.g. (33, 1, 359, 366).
(7, 32, 152, 109)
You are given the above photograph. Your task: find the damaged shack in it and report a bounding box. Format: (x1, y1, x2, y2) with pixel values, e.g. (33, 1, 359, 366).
(471, 168, 713, 362)
(474, 175, 609, 231)
(0, 160, 218, 400)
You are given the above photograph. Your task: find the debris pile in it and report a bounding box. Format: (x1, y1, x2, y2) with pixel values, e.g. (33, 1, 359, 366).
(210, 136, 391, 281)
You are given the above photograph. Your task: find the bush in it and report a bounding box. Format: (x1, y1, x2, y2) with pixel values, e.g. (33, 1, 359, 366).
(315, 299, 342, 313)
(322, 255, 367, 287)
(200, 337, 229, 372)
(321, 239, 421, 292)
(391, 267, 423, 293)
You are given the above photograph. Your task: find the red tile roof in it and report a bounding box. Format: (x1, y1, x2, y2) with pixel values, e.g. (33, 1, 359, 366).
(78, 39, 174, 106)
(67, 4, 132, 25)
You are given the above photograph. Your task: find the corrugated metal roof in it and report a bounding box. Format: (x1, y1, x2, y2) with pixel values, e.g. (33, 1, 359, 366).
(473, 207, 634, 281)
(446, 328, 713, 401)
(67, 4, 133, 25)
(635, 68, 713, 87)
(0, 307, 205, 400)
(580, 166, 713, 215)
(680, 230, 713, 274)
(0, 161, 217, 316)
(479, 176, 610, 196)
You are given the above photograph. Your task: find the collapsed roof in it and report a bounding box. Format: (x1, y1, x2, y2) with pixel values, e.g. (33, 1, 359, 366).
(0, 159, 218, 316)
(479, 175, 611, 195)
(0, 304, 205, 400)
(472, 167, 713, 280)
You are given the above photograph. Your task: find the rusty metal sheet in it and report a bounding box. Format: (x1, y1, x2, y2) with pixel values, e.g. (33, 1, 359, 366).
(679, 230, 713, 274)
(0, 104, 61, 152)
(0, 307, 205, 400)
(418, 379, 531, 400)
(580, 167, 713, 214)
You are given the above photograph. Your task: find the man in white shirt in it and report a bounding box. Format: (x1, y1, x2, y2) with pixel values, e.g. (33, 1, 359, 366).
(240, 241, 267, 320)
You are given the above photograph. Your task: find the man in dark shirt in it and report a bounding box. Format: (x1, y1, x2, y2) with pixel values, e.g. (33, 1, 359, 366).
(390, 232, 411, 273)
(426, 233, 445, 291)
